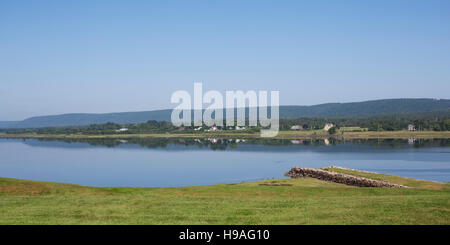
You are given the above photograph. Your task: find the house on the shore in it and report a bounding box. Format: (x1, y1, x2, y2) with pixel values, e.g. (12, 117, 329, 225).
(323, 123, 334, 131)
(408, 124, 416, 131)
(116, 128, 128, 132)
(290, 125, 304, 130)
(207, 126, 219, 132)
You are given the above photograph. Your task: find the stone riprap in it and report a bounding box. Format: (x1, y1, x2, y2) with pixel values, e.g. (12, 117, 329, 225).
(285, 167, 408, 188)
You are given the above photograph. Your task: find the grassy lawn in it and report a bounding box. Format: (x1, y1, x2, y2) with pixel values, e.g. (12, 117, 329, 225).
(341, 130, 450, 139)
(1, 170, 449, 225)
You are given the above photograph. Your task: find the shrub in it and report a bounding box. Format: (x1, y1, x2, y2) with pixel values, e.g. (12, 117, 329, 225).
(328, 126, 337, 134)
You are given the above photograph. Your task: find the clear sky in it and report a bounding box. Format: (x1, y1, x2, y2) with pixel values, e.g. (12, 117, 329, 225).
(1, 0, 449, 120)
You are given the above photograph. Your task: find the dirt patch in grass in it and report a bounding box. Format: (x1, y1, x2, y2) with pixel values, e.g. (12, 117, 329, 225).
(0, 182, 55, 195)
(259, 183, 293, 186)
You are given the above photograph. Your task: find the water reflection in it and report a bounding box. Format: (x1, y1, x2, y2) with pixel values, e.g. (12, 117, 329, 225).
(8, 137, 450, 151)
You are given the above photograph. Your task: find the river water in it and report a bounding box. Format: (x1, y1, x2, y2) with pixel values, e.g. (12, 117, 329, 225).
(0, 137, 449, 187)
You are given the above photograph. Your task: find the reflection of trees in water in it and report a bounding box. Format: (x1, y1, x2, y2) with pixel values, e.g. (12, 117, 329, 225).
(31, 137, 450, 150)
(350, 138, 450, 148)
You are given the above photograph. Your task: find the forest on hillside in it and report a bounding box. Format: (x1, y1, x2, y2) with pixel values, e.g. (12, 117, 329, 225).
(3, 113, 450, 135)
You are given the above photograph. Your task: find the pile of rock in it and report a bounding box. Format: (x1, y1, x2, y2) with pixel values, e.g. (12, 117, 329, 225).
(285, 167, 408, 188)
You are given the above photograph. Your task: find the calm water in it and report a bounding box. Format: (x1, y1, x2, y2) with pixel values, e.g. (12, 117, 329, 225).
(0, 137, 449, 187)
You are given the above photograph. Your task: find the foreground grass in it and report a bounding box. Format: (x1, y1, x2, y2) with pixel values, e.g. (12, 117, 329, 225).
(1, 171, 449, 225)
(2, 130, 450, 140)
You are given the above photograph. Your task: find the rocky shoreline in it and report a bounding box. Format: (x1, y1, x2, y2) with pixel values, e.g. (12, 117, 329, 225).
(285, 167, 408, 188)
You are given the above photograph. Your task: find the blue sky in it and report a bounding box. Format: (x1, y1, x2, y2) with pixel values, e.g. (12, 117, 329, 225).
(1, 0, 449, 120)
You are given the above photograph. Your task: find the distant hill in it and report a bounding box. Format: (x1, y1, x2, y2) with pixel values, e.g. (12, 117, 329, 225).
(1, 98, 449, 129)
(279, 98, 450, 118)
(0, 121, 18, 128)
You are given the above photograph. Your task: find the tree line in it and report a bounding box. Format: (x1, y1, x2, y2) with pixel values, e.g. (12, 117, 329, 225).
(3, 114, 450, 135)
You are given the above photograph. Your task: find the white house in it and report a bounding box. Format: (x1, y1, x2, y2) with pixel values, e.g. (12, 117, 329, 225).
(207, 126, 218, 132)
(116, 128, 128, 132)
(290, 125, 303, 130)
(323, 123, 334, 131)
(408, 124, 416, 131)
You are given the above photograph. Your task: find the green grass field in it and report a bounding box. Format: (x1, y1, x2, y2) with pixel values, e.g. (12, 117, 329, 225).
(1, 168, 449, 225)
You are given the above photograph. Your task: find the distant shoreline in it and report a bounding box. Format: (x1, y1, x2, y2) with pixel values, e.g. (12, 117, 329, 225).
(1, 130, 450, 139)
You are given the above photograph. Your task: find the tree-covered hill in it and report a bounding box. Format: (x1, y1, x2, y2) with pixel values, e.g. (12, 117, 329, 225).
(1, 98, 449, 129)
